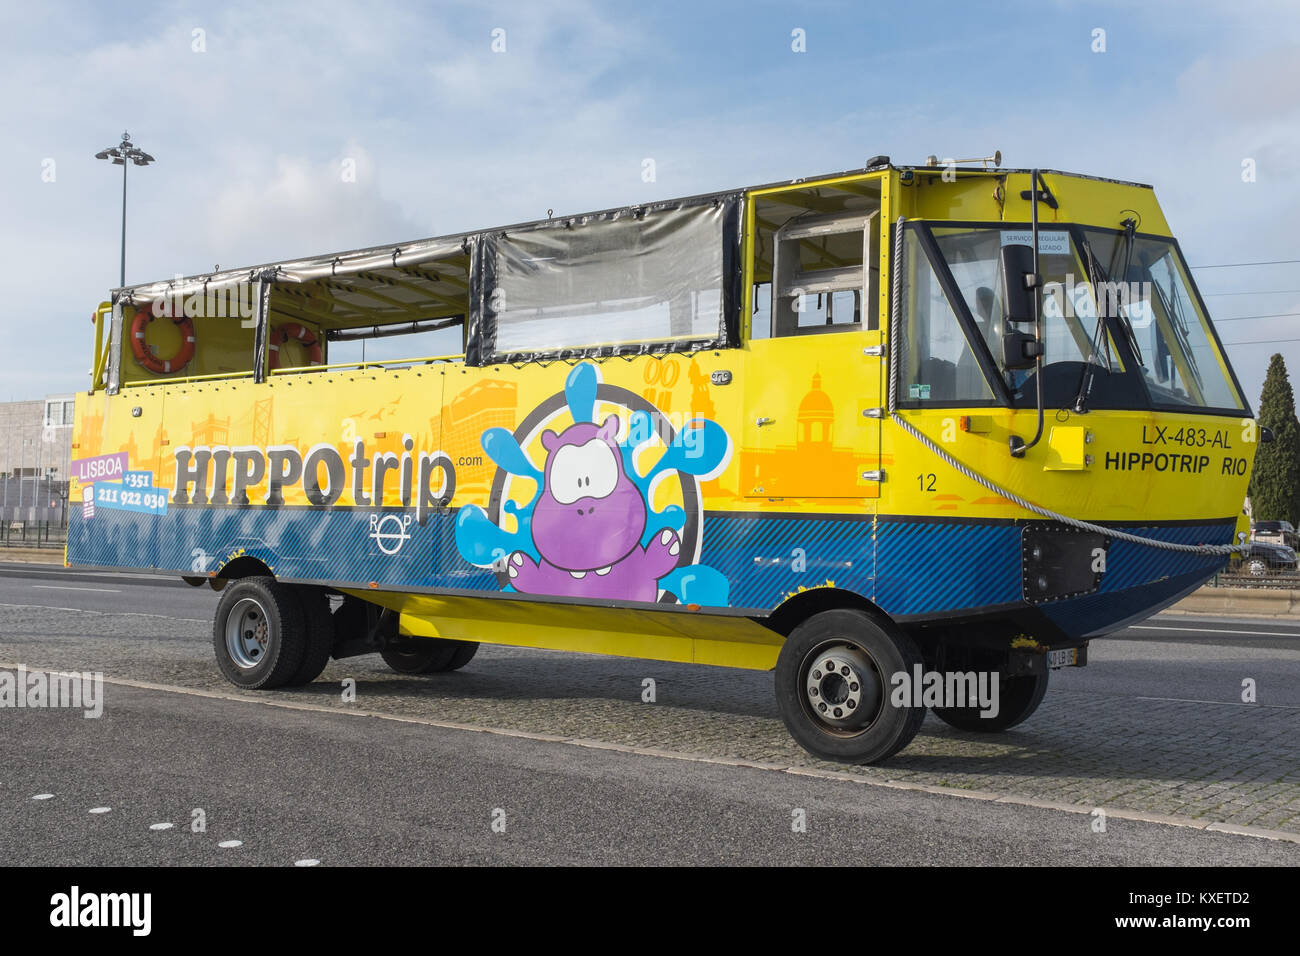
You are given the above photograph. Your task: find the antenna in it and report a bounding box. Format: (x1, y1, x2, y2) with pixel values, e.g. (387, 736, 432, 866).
(925, 151, 1002, 169)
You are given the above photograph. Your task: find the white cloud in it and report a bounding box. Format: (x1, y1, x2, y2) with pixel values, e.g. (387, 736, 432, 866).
(205, 144, 417, 266)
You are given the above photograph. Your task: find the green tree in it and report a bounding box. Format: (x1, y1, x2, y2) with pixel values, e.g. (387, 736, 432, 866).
(1248, 353, 1300, 524)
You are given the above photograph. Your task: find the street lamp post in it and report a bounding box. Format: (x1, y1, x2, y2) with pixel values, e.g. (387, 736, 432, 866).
(95, 131, 155, 288)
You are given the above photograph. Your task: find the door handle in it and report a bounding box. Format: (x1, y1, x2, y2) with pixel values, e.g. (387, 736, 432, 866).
(755, 416, 775, 427)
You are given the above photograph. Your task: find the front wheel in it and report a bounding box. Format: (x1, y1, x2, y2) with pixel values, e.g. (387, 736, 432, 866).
(1246, 557, 1269, 577)
(774, 609, 925, 764)
(931, 670, 1048, 732)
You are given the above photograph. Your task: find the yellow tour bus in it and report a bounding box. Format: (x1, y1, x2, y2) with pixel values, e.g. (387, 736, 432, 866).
(69, 157, 1256, 763)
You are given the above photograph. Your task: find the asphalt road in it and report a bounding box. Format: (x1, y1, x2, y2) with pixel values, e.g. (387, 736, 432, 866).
(1, 562, 1298, 866)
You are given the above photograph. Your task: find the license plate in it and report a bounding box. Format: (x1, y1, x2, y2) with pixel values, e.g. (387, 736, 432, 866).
(1047, 648, 1078, 669)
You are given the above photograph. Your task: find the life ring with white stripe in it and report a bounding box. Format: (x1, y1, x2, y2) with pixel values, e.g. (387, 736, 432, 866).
(130, 304, 196, 375)
(268, 322, 323, 370)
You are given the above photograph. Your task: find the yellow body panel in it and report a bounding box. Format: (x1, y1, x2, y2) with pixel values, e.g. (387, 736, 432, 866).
(882, 408, 1251, 522)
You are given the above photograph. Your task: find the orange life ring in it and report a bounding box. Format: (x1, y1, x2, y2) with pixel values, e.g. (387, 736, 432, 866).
(130, 304, 196, 375)
(269, 322, 323, 369)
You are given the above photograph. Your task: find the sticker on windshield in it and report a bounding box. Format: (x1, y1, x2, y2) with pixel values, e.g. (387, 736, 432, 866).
(1001, 230, 1070, 255)
(908, 384, 931, 400)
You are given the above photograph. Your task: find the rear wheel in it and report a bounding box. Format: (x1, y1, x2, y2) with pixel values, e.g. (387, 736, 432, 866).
(442, 641, 479, 671)
(213, 577, 307, 690)
(931, 670, 1048, 732)
(286, 586, 335, 685)
(774, 609, 925, 764)
(380, 638, 479, 674)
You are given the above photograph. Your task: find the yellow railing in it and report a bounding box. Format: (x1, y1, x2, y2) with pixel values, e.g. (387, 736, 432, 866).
(121, 370, 257, 388)
(89, 302, 113, 393)
(270, 354, 465, 375)
(117, 354, 466, 388)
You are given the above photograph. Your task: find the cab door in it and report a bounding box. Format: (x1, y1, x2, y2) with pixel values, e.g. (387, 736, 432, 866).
(742, 206, 884, 501)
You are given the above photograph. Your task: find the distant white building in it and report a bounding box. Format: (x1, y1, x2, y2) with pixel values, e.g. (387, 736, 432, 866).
(0, 394, 75, 522)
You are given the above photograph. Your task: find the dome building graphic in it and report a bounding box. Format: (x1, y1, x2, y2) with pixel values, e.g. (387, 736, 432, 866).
(739, 371, 878, 499)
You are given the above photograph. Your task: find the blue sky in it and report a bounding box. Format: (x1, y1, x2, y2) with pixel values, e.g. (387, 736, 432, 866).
(2, 0, 1297, 403)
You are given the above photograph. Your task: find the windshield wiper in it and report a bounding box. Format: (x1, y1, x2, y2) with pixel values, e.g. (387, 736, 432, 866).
(1073, 218, 1143, 413)
(1110, 218, 1145, 367)
(1072, 234, 1116, 413)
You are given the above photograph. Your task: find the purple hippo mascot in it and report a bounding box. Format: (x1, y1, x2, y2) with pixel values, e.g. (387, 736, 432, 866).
(506, 414, 680, 602)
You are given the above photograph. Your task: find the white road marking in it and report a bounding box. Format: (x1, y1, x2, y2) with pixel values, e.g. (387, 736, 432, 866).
(31, 793, 54, 800)
(31, 585, 122, 593)
(1132, 624, 1299, 638)
(1134, 695, 1297, 709)
(218, 840, 243, 849)
(294, 859, 321, 867)
(0, 567, 151, 582)
(89, 807, 112, 814)
(0, 602, 207, 623)
(149, 822, 173, 831)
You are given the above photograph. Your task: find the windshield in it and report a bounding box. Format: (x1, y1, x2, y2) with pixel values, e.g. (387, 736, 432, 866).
(899, 222, 1246, 413)
(1082, 228, 1245, 411)
(930, 226, 1126, 395)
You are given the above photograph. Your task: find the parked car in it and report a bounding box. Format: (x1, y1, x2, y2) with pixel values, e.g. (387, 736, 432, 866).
(1229, 539, 1299, 577)
(1251, 520, 1299, 549)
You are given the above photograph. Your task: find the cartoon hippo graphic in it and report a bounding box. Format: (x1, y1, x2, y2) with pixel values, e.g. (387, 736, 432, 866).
(506, 413, 681, 602)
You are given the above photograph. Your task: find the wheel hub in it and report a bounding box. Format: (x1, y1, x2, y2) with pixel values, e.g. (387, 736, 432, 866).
(225, 597, 270, 669)
(804, 644, 881, 730)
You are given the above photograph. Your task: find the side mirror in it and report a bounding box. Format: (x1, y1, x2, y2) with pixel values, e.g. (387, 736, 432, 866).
(999, 243, 1039, 324)
(1001, 329, 1042, 370)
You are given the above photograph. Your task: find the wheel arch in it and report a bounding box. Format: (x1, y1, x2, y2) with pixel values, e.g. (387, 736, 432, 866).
(761, 586, 897, 639)
(213, 554, 275, 586)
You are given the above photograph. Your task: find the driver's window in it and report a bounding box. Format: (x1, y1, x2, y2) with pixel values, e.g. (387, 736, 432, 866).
(901, 229, 994, 404)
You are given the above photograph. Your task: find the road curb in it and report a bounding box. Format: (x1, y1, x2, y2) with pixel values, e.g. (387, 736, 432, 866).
(0, 549, 64, 566)
(8, 663, 1298, 847)
(1170, 585, 1300, 618)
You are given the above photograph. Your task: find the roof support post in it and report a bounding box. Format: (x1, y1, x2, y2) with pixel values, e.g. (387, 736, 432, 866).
(252, 270, 275, 383)
(106, 292, 124, 395)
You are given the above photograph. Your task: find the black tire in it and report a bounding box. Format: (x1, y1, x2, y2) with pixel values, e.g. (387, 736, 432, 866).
(380, 638, 478, 674)
(286, 586, 334, 686)
(443, 641, 479, 671)
(932, 669, 1049, 732)
(212, 576, 307, 690)
(774, 608, 925, 764)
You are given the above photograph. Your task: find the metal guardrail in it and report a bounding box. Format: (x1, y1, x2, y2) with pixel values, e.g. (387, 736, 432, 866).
(0, 521, 66, 549)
